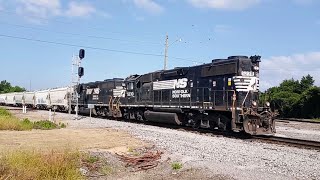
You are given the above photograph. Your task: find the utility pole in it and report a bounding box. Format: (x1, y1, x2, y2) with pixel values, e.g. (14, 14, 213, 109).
(163, 34, 169, 70)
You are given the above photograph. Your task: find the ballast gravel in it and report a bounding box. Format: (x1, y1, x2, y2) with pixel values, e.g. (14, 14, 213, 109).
(276, 121, 320, 142)
(64, 116, 320, 180)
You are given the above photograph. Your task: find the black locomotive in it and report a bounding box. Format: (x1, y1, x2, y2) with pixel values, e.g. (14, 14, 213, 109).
(76, 55, 275, 135)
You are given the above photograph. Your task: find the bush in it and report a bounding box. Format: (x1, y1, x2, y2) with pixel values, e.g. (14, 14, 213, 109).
(33, 120, 58, 130)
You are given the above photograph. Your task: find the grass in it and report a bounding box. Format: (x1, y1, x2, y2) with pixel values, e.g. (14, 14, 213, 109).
(0, 150, 83, 180)
(0, 107, 66, 131)
(313, 118, 320, 122)
(99, 165, 113, 176)
(83, 155, 100, 164)
(0, 108, 33, 131)
(171, 162, 183, 170)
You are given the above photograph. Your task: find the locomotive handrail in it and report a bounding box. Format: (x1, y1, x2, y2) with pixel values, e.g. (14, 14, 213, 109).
(151, 88, 236, 110)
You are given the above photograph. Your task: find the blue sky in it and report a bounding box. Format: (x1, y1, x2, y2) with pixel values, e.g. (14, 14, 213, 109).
(0, 0, 319, 91)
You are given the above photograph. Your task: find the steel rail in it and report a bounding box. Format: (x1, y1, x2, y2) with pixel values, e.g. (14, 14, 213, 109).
(254, 135, 320, 149)
(276, 118, 320, 124)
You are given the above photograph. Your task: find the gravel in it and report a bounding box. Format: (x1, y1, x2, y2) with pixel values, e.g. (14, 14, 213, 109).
(63, 115, 320, 180)
(275, 121, 320, 142)
(6, 108, 320, 180)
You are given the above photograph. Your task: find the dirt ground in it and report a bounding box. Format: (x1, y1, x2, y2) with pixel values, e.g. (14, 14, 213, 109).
(1, 107, 228, 180)
(0, 128, 145, 153)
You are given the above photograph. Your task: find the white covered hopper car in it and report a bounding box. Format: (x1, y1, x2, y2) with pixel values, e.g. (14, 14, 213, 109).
(35, 90, 49, 109)
(24, 92, 35, 107)
(49, 87, 72, 111)
(15, 92, 24, 106)
(0, 94, 6, 105)
(5, 93, 16, 106)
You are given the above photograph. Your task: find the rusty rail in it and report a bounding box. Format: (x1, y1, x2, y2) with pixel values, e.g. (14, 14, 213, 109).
(276, 118, 320, 124)
(254, 135, 320, 149)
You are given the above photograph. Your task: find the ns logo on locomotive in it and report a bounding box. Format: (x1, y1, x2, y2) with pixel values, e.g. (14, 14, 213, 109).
(0, 55, 276, 135)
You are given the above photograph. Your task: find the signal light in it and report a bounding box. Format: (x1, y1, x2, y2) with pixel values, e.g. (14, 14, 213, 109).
(78, 67, 84, 77)
(79, 49, 85, 59)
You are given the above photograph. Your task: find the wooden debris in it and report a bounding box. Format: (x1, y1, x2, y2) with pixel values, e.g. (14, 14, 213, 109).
(116, 151, 163, 171)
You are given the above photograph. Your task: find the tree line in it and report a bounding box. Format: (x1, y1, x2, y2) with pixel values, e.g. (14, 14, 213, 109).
(0, 80, 25, 94)
(260, 75, 320, 119)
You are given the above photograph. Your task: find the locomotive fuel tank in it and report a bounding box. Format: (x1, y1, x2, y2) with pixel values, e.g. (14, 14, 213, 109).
(144, 111, 183, 125)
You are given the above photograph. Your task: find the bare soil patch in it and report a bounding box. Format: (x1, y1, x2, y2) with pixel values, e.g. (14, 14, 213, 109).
(0, 128, 146, 153)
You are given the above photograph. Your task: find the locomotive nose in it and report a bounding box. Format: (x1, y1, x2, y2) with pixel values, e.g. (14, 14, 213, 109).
(243, 115, 276, 135)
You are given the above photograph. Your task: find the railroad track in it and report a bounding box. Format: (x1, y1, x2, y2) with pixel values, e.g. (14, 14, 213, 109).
(276, 118, 320, 124)
(253, 135, 320, 150)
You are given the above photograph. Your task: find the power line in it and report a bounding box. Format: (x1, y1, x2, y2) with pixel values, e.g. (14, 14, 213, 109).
(0, 33, 203, 63)
(0, 9, 160, 40)
(0, 21, 162, 45)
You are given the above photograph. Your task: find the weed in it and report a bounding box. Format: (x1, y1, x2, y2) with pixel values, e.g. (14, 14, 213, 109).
(33, 120, 57, 130)
(59, 122, 67, 128)
(0, 108, 11, 116)
(0, 108, 64, 131)
(0, 150, 83, 180)
(0, 109, 33, 131)
(127, 147, 134, 153)
(99, 165, 113, 175)
(84, 155, 99, 164)
(171, 162, 183, 170)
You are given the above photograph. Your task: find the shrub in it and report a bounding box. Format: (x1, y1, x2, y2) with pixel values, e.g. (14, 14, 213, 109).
(33, 120, 58, 130)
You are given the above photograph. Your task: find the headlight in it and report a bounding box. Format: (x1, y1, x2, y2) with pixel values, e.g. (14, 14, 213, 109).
(265, 102, 270, 107)
(252, 66, 259, 71)
(252, 101, 257, 107)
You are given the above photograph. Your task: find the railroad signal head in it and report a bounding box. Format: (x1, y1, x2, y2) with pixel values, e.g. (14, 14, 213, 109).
(77, 84, 84, 94)
(78, 67, 84, 77)
(79, 49, 85, 59)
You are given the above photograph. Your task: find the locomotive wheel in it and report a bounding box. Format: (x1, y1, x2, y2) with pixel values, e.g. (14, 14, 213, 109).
(217, 115, 231, 131)
(192, 114, 202, 129)
(134, 110, 145, 121)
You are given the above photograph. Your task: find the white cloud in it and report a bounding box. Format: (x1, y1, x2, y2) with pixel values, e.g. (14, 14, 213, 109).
(16, 0, 62, 19)
(260, 52, 320, 91)
(65, 2, 96, 17)
(188, 0, 261, 10)
(14, 0, 101, 23)
(133, 0, 164, 14)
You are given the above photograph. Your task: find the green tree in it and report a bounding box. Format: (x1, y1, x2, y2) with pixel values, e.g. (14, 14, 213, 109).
(261, 75, 320, 118)
(0, 80, 25, 94)
(299, 86, 320, 118)
(300, 74, 314, 92)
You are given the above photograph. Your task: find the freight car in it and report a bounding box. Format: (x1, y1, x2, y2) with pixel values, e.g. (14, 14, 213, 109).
(49, 87, 72, 111)
(0, 94, 5, 105)
(24, 92, 35, 108)
(76, 55, 275, 135)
